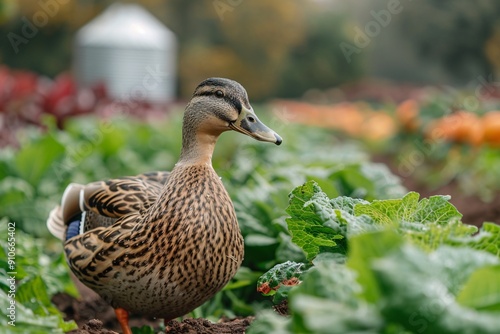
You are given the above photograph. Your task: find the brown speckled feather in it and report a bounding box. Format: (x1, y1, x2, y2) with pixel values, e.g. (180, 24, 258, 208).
(64, 165, 243, 318)
(82, 177, 162, 218)
(83, 171, 171, 218)
(47, 171, 170, 240)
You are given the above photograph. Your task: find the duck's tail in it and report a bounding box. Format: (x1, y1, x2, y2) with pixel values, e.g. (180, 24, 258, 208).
(46, 206, 65, 240)
(46, 183, 84, 240)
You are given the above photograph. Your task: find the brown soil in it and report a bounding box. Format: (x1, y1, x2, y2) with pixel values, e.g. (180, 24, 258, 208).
(62, 317, 254, 334)
(52, 279, 254, 334)
(272, 300, 289, 316)
(164, 317, 254, 334)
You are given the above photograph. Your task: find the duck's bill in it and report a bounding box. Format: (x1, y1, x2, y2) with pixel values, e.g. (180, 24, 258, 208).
(229, 106, 282, 145)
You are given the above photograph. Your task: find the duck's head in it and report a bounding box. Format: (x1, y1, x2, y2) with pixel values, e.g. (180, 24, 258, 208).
(185, 77, 282, 145)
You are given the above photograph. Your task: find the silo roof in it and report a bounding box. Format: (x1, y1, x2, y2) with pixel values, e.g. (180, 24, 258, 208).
(76, 3, 175, 49)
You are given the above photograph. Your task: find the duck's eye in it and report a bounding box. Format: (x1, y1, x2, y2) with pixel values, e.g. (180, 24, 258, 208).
(215, 90, 224, 98)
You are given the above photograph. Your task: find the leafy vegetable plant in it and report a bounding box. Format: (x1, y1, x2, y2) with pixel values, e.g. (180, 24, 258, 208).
(251, 181, 500, 334)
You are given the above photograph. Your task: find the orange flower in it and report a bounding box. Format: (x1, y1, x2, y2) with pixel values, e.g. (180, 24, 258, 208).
(396, 99, 420, 132)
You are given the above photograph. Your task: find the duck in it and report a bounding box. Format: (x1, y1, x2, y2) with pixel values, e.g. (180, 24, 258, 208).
(46, 77, 282, 334)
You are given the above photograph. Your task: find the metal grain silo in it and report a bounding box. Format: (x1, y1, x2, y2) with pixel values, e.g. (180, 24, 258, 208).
(74, 3, 176, 103)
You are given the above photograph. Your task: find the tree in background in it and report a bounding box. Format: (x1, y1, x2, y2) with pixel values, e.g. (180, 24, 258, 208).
(0, 0, 101, 77)
(275, 3, 363, 98)
(167, 0, 306, 99)
(363, 0, 500, 85)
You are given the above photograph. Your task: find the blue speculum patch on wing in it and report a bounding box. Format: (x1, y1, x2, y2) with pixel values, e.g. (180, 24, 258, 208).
(65, 214, 82, 241)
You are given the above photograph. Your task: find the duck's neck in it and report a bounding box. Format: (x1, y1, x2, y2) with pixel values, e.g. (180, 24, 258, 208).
(178, 128, 219, 166)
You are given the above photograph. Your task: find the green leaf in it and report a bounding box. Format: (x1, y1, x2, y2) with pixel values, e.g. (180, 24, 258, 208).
(247, 310, 292, 334)
(286, 181, 346, 260)
(14, 135, 65, 187)
(457, 265, 500, 311)
(330, 196, 369, 214)
(354, 192, 462, 226)
(0, 177, 33, 207)
(402, 220, 478, 252)
(352, 192, 479, 251)
(359, 163, 407, 200)
(0, 219, 78, 333)
(451, 222, 500, 257)
(96, 121, 126, 157)
(132, 325, 156, 334)
(346, 230, 403, 303)
(257, 261, 304, 296)
(289, 259, 383, 334)
(245, 234, 279, 247)
(280, 225, 500, 334)
(373, 244, 500, 334)
(17, 276, 55, 313)
(0, 287, 76, 333)
(330, 199, 379, 236)
(15, 275, 76, 331)
(335, 165, 375, 198)
(0, 219, 78, 297)
(428, 246, 499, 295)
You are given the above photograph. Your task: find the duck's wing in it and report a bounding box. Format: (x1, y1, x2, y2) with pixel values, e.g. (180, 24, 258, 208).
(47, 172, 170, 241)
(135, 171, 171, 184)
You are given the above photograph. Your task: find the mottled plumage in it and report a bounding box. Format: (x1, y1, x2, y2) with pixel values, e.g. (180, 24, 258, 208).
(47, 78, 281, 334)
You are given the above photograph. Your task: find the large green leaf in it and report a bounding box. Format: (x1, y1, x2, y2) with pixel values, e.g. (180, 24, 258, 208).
(346, 230, 403, 303)
(456, 265, 500, 311)
(285, 181, 346, 260)
(427, 246, 500, 295)
(289, 259, 382, 334)
(359, 163, 407, 200)
(14, 135, 65, 187)
(247, 309, 292, 334)
(353, 191, 478, 252)
(354, 192, 463, 226)
(451, 222, 500, 257)
(373, 245, 500, 334)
